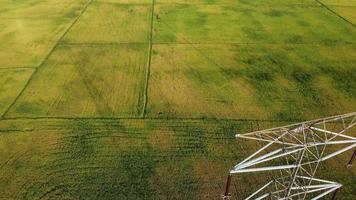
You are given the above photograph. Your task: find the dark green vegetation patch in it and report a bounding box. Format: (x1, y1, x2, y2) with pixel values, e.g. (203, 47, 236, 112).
(0, 119, 355, 199)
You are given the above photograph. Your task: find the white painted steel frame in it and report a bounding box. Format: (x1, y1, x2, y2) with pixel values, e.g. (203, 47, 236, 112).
(225, 112, 356, 200)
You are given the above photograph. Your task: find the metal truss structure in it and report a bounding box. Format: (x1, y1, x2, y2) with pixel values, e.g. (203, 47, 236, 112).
(223, 112, 356, 200)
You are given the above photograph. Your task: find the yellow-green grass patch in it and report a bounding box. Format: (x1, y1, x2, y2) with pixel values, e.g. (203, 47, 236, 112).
(0, 18, 78, 69)
(6, 44, 148, 118)
(0, 0, 87, 19)
(0, 68, 33, 116)
(329, 6, 356, 24)
(155, 0, 237, 4)
(319, 0, 356, 24)
(147, 44, 356, 120)
(153, 4, 356, 44)
(147, 44, 262, 119)
(320, 0, 356, 6)
(94, 0, 151, 4)
(155, 0, 316, 5)
(62, 2, 151, 44)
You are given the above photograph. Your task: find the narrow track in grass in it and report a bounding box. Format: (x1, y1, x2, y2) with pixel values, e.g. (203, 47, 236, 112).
(0, 0, 94, 119)
(0, 66, 37, 70)
(58, 42, 356, 46)
(0, 116, 304, 123)
(141, 0, 156, 118)
(58, 42, 147, 46)
(314, 0, 355, 27)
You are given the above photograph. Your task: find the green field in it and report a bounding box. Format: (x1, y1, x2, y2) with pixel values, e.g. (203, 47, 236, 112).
(0, 0, 355, 199)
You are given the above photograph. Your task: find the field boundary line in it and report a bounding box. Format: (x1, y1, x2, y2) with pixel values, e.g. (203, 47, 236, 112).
(0, 67, 37, 70)
(153, 42, 356, 46)
(59, 42, 147, 46)
(0, 116, 305, 123)
(0, 0, 94, 119)
(141, 0, 156, 118)
(56, 42, 356, 46)
(314, 0, 355, 27)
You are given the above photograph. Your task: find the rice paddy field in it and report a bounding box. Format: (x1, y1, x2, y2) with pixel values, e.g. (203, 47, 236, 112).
(0, 0, 355, 199)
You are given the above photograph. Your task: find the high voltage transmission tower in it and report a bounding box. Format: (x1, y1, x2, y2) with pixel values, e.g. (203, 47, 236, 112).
(223, 112, 356, 200)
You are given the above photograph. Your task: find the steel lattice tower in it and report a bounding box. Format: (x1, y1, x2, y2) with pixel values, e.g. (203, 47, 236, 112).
(223, 112, 356, 200)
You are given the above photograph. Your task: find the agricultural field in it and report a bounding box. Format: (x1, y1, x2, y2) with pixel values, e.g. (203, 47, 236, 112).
(0, 0, 355, 199)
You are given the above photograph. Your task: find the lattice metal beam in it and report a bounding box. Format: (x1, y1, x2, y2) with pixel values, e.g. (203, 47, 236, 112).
(223, 112, 356, 200)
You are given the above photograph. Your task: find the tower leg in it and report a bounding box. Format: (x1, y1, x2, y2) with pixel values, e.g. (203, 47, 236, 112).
(331, 188, 341, 200)
(222, 174, 232, 199)
(347, 149, 356, 168)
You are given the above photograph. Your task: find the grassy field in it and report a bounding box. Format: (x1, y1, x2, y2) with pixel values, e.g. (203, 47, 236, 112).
(62, 2, 151, 44)
(319, 0, 356, 23)
(147, 44, 356, 119)
(0, 68, 34, 114)
(6, 44, 148, 118)
(0, 0, 87, 69)
(0, 119, 355, 199)
(0, 0, 355, 199)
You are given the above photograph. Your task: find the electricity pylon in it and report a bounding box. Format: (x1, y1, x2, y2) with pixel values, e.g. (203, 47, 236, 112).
(223, 112, 356, 200)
